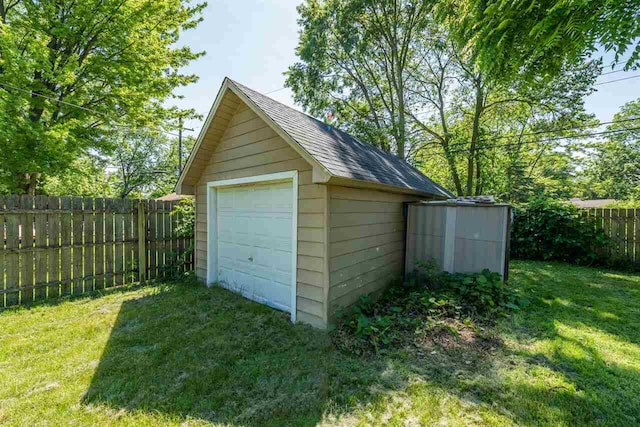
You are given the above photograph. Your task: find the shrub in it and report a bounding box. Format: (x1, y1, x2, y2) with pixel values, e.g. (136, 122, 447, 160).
(511, 197, 609, 265)
(333, 260, 524, 355)
(171, 198, 195, 238)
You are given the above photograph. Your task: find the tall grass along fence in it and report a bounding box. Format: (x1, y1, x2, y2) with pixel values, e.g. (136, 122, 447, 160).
(0, 195, 193, 308)
(581, 208, 640, 265)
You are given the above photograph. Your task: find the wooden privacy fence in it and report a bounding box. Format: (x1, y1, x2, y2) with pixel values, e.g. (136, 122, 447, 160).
(0, 195, 193, 308)
(581, 208, 640, 264)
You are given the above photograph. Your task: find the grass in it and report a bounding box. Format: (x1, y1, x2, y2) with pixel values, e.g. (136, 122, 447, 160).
(1, 260, 639, 426)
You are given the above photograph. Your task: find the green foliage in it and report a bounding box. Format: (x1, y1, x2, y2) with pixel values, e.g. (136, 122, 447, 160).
(605, 200, 640, 209)
(40, 156, 116, 197)
(511, 197, 609, 264)
(439, 0, 640, 80)
(581, 98, 640, 201)
(334, 260, 523, 354)
(148, 135, 196, 199)
(109, 130, 170, 198)
(0, 0, 205, 194)
(171, 198, 194, 238)
(288, 1, 599, 199)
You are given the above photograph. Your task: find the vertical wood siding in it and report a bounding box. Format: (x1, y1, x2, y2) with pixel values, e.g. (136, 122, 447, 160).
(194, 102, 328, 328)
(327, 186, 421, 320)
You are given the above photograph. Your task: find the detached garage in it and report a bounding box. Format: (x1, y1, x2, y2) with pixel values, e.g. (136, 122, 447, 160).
(176, 78, 452, 328)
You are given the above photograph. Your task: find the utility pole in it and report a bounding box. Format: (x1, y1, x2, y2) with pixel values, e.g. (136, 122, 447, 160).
(174, 111, 194, 177)
(178, 115, 183, 175)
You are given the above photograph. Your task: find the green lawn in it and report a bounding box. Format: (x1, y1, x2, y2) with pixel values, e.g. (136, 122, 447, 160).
(1, 260, 639, 426)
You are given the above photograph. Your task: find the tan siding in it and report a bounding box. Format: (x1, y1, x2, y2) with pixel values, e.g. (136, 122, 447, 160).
(298, 227, 325, 243)
(327, 186, 421, 319)
(193, 100, 329, 328)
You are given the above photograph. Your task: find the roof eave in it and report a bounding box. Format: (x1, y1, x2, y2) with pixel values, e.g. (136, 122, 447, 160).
(175, 78, 233, 195)
(326, 175, 451, 199)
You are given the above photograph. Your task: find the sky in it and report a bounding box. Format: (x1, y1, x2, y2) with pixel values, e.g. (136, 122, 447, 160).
(171, 0, 640, 136)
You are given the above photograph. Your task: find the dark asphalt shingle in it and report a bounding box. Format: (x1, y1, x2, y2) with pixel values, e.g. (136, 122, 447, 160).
(230, 79, 452, 198)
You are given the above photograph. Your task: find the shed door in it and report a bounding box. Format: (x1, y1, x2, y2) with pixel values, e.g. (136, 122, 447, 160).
(216, 181, 294, 312)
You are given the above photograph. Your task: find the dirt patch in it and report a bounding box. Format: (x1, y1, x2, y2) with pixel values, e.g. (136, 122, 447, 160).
(415, 319, 503, 354)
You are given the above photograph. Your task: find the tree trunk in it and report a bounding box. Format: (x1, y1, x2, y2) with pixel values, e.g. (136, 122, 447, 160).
(467, 77, 484, 196)
(17, 172, 40, 195)
(443, 145, 464, 196)
(396, 75, 406, 159)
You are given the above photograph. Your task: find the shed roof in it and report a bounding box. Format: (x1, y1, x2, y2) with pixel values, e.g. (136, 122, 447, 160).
(155, 192, 193, 202)
(177, 78, 452, 198)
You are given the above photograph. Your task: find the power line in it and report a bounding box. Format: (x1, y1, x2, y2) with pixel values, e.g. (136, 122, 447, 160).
(594, 74, 640, 86)
(445, 116, 640, 148)
(264, 87, 288, 95)
(600, 68, 627, 76)
(0, 80, 183, 137)
(425, 125, 640, 156)
(412, 115, 640, 155)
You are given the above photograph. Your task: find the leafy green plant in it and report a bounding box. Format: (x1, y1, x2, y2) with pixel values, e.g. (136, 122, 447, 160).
(171, 198, 195, 238)
(511, 197, 610, 265)
(446, 270, 522, 316)
(334, 261, 524, 355)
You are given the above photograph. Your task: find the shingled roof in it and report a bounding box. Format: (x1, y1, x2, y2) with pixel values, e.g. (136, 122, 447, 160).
(177, 78, 452, 198)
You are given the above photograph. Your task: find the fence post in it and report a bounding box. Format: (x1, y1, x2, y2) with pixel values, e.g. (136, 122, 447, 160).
(137, 201, 147, 283)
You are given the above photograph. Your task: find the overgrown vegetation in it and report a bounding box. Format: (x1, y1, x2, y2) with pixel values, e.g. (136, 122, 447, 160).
(160, 198, 195, 277)
(511, 197, 610, 265)
(333, 260, 524, 355)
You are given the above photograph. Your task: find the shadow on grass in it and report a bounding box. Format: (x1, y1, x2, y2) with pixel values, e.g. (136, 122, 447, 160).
(82, 282, 409, 425)
(82, 261, 640, 425)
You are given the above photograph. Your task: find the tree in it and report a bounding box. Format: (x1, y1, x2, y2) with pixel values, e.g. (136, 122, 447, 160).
(0, 0, 205, 194)
(286, 0, 430, 159)
(40, 155, 115, 197)
(148, 134, 196, 198)
(110, 130, 168, 199)
(438, 0, 640, 79)
(407, 45, 598, 197)
(582, 99, 640, 200)
(288, 3, 599, 197)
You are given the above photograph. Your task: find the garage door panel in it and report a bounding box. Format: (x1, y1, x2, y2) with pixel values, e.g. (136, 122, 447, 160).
(273, 251, 291, 272)
(217, 190, 234, 208)
(216, 180, 294, 314)
(254, 276, 290, 308)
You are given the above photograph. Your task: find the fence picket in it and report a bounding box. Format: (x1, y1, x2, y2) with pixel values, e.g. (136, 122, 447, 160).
(47, 196, 61, 298)
(20, 195, 35, 304)
(104, 199, 114, 288)
(34, 196, 48, 301)
(0, 196, 4, 307)
(626, 209, 634, 262)
(635, 209, 640, 265)
(83, 197, 95, 293)
(159, 201, 170, 277)
(60, 197, 72, 296)
(94, 199, 105, 290)
(72, 197, 84, 295)
(148, 200, 157, 279)
(175, 201, 183, 272)
(5, 195, 19, 306)
(124, 199, 134, 283)
(114, 199, 124, 286)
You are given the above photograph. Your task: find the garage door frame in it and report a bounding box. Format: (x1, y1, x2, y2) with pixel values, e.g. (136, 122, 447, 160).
(206, 170, 298, 321)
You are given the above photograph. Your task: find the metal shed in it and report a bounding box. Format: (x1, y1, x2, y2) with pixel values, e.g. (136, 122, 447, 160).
(405, 198, 511, 279)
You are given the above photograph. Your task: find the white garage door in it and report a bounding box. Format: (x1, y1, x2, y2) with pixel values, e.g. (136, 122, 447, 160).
(216, 180, 294, 313)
